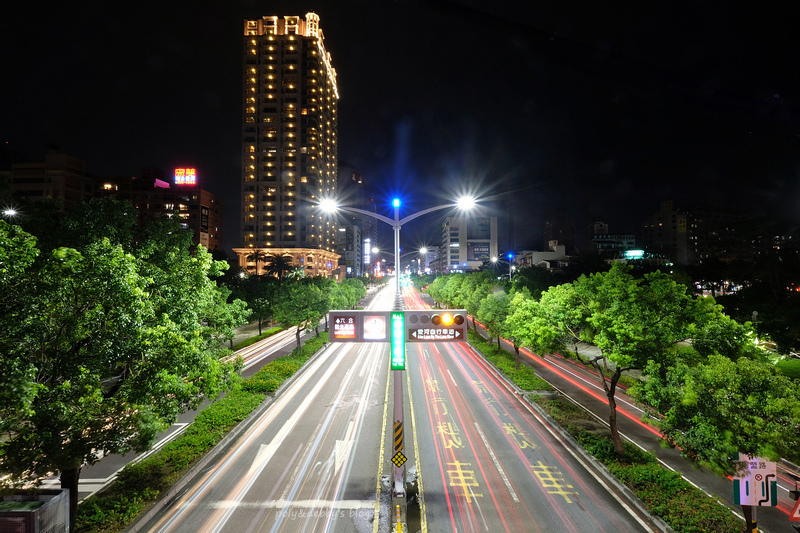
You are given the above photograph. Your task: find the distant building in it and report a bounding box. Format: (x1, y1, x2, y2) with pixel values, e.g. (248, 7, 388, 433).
(641, 200, 773, 265)
(236, 13, 340, 277)
(543, 209, 575, 253)
(439, 216, 498, 272)
(335, 220, 362, 277)
(515, 240, 570, 270)
(590, 217, 636, 257)
(8, 152, 94, 209)
(98, 167, 223, 251)
(336, 161, 376, 278)
(7, 154, 222, 250)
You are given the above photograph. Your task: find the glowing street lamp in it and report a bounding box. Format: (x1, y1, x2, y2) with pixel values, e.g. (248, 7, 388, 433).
(320, 196, 477, 294)
(491, 254, 516, 281)
(318, 194, 477, 503)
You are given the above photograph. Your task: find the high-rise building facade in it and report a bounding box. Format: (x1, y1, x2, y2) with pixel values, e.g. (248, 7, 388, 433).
(234, 13, 340, 278)
(439, 216, 498, 272)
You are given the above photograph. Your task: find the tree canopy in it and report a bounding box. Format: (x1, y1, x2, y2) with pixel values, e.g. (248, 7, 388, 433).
(0, 201, 248, 528)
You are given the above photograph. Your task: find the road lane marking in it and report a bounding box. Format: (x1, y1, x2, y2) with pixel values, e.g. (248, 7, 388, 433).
(209, 499, 373, 509)
(374, 355, 391, 533)
(474, 422, 519, 503)
(153, 344, 345, 533)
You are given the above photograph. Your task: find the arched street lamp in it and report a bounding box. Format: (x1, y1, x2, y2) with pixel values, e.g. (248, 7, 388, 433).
(319, 195, 477, 504)
(319, 196, 477, 295)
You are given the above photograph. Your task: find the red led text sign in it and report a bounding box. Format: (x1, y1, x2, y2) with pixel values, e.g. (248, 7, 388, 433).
(174, 168, 197, 185)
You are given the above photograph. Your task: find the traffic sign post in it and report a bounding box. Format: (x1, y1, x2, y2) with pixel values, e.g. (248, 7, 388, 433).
(329, 311, 391, 342)
(328, 310, 468, 344)
(326, 306, 468, 531)
(390, 311, 406, 370)
(733, 454, 778, 507)
(733, 454, 778, 533)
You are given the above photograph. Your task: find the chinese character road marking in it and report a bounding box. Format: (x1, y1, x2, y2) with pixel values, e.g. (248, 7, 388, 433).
(531, 461, 577, 503)
(426, 379, 443, 396)
(503, 423, 537, 449)
(437, 422, 464, 449)
(447, 461, 483, 503)
(433, 397, 449, 416)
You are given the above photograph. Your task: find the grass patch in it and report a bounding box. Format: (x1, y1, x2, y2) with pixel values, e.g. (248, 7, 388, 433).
(776, 357, 800, 379)
(75, 332, 328, 532)
(232, 326, 283, 350)
(467, 329, 551, 391)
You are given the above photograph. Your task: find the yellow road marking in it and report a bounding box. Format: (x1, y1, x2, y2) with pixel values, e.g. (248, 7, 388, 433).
(374, 361, 391, 533)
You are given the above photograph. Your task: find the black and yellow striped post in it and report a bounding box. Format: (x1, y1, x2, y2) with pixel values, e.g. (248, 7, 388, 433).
(394, 421, 403, 453)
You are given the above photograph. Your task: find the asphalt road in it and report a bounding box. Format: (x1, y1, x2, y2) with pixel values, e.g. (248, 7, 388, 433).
(133, 284, 663, 532)
(415, 288, 800, 533)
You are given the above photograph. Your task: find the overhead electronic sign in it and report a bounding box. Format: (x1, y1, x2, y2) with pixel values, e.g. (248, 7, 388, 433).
(405, 310, 467, 342)
(329, 311, 390, 342)
(328, 309, 467, 343)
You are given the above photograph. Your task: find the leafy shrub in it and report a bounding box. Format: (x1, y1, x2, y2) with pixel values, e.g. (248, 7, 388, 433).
(536, 397, 743, 533)
(467, 330, 551, 391)
(242, 373, 282, 393)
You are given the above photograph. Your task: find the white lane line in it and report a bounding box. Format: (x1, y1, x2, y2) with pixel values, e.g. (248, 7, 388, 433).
(208, 351, 348, 533)
(209, 499, 373, 510)
(474, 421, 519, 503)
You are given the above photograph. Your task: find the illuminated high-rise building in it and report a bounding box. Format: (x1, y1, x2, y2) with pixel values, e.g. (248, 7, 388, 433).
(234, 13, 340, 277)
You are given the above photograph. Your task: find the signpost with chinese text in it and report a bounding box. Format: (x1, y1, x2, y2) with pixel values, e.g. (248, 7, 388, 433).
(733, 454, 778, 506)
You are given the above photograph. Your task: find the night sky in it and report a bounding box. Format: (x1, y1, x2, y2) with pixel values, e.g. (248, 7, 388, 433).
(3, 1, 800, 255)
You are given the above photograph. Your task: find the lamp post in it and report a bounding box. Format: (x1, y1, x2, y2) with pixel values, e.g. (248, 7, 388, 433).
(320, 195, 476, 512)
(398, 247, 429, 275)
(321, 196, 475, 295)
(491, 254, 516, 281)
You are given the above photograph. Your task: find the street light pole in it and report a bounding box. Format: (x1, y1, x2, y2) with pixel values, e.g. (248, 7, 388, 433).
(319, 196, 476, 523)
(491, 255, 515, 281)
(393, 199, 402, 299)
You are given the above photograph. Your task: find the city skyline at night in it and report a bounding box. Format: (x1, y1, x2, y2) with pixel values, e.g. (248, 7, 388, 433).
(3, 1, 799, 255)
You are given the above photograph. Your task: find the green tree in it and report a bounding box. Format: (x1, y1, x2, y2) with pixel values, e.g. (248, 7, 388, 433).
(0, 214, 246, 529)
(265, 253, 294, 281)
(536, 282, 593, 359)
(246, 249, 270, 276)
(342, 278, 367, 306)
(466, 279, 492, 331)
(273, 281, 325, 351)
(582, 264, 699, 455)
(477, 289, 510, 347)
(305, 276, 334, 334)
(285, 266, 305, 280)
(236, 276, 277, 335)
(441, 275, 465, 308)
(513, 265, 559, 300)
(640, 354, 800, 475)
(0, 221, 39, 420)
